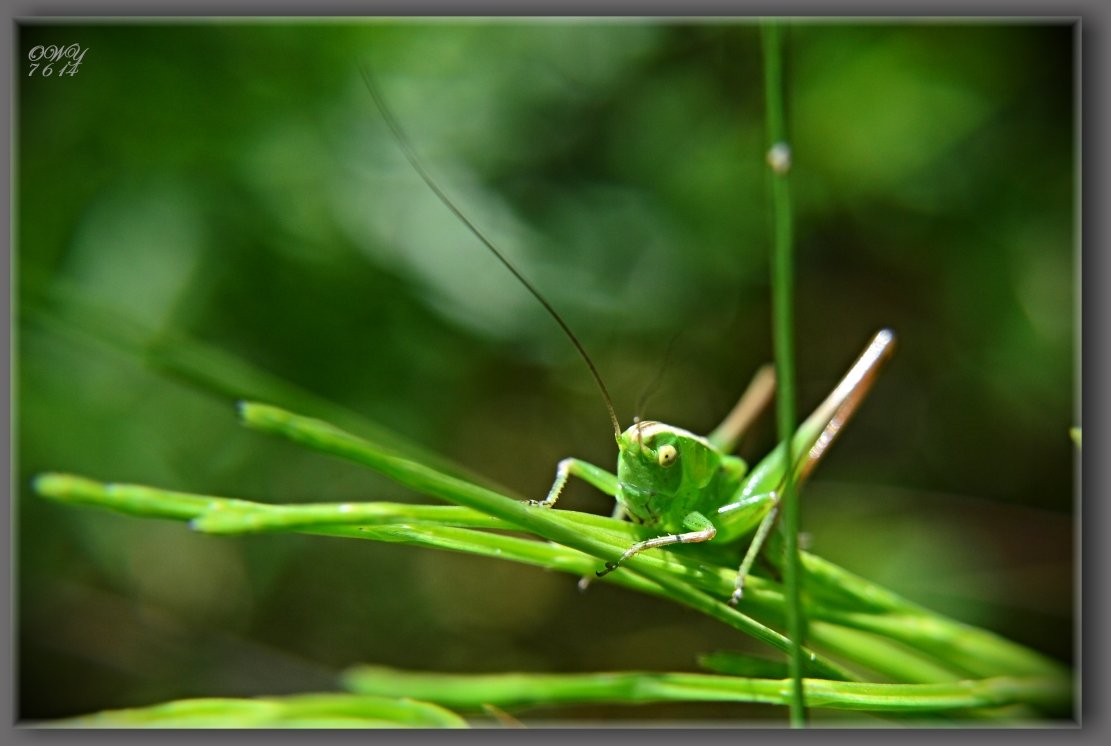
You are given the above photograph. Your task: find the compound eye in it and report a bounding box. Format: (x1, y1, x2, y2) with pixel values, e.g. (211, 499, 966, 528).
(657, 444, 678, 468)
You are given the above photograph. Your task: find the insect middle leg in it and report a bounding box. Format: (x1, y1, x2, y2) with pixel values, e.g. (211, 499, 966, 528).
(577, 501, 627, 591)
(730, 498, 779, 605)
(595, 511, 717, 577)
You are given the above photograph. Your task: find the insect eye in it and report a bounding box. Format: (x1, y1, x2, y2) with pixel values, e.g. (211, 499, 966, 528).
(657, 444, 678, 468)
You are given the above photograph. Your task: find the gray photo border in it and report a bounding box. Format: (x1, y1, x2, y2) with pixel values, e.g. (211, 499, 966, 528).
(4, 0, 1104, 743)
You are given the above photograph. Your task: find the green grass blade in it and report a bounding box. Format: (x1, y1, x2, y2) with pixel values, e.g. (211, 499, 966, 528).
(343, 666, 1071, 717)
(192, 502, 510, 533)
(34, 467, 1067, 690)
(804, 623, 959, 685)
(48, 693, 468, 728)
(33, 472, 257, 520)
(795, 550, 1069, 681)
(34, 471, 852, 682)
(237, 401, 856, 681)
(818, 610, 1069, 682)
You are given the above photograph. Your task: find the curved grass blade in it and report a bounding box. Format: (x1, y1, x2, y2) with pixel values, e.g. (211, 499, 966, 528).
(48, 693, 468, 728)
(236, 401, 856, 680)
(343, 665, 1071, 718)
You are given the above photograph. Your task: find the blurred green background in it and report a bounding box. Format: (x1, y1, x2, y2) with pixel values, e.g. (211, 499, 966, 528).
(17, 21, 1075, 722)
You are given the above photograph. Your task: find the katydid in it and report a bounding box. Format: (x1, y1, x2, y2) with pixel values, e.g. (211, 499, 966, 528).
(535, 329, 894, 603)
(362, 68, 895, 605)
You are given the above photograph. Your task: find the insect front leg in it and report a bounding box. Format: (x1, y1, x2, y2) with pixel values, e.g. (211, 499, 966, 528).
(528, 458, 623, 591)
(596, 511, 717, 577)
(528, 457, 617, 508)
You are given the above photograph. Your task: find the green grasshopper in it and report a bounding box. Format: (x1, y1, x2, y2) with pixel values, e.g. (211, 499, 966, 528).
(535, 328, 893, 604)
(363, 68, 895, 604)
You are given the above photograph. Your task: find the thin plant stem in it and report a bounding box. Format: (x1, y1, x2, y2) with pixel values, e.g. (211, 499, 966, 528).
(761, 18, 805, 727)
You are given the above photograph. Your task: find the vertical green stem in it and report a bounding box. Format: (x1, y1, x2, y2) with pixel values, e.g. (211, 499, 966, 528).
(761, 20, 805, 727)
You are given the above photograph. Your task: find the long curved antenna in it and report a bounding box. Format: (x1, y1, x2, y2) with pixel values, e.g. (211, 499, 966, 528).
(634, 331, 682, 423)
(360, 64, 622, 440)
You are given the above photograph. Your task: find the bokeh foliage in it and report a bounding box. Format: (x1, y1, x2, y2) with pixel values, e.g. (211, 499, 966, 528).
(17, 20, 1074, 721)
